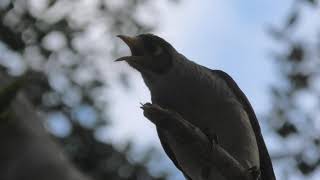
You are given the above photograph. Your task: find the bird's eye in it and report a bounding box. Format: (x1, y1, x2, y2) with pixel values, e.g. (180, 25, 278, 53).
(143, 39, 163, 56)
(152, 45, 163, 56)
(146, 44, 162, 56)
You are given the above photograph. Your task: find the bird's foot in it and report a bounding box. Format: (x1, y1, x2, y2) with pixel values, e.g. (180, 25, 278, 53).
(141, 103, 175, 127)
(141, 103, 205, 145)
(203, 128, 219, 145)
(212, 134, 219, 145)
(247, 166, 261, 180)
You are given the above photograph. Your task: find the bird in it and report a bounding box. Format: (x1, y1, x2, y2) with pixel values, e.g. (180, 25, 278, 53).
(115, 34, 276, 180)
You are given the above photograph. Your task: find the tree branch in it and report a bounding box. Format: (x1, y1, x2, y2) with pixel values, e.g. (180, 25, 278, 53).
(142, 103, 257, 180)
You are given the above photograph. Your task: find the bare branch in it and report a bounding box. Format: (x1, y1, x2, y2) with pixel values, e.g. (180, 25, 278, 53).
(142, 103, 257, 180)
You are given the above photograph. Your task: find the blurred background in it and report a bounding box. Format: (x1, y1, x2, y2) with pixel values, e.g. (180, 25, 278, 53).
(0, 0, 320, 179)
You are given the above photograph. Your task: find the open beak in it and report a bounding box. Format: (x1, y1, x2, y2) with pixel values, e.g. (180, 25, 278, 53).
(115, 35, 147, 63)
(115, 35, 159, 74)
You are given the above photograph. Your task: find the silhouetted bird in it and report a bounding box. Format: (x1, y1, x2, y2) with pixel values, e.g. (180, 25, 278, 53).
(116, 34, 276, 180)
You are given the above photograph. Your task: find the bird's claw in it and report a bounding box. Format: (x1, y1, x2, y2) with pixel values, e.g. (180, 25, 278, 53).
(212, 134, 219, 145)
(204, 128, 219, 145)
(141, 103, 171, 123)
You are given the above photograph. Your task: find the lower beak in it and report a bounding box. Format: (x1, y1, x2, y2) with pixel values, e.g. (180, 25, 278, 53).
(114, 55, 146, 62)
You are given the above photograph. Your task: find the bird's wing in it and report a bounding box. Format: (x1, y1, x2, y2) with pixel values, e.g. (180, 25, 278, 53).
(210, 69, 276, 180)
(157, 127, 192, 180)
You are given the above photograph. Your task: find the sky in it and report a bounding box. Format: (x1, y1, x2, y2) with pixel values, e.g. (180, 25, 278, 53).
(104, 0, 296, 179)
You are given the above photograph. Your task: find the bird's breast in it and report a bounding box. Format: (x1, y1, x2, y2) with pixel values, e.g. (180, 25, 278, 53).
(152, 74, 230, 127)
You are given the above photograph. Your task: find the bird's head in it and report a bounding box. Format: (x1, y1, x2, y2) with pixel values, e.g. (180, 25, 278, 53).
(116, 34, 176, 78)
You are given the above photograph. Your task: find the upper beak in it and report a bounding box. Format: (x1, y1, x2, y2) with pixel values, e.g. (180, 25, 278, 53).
(117, 35, 139, 50)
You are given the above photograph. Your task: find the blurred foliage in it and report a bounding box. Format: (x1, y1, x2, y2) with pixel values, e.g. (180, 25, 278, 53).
(268, 0, 320, 178)
(0, 0, 178, 179)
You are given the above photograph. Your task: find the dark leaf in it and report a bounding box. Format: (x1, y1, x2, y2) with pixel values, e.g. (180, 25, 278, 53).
(288, 72, 309, 89)
(277, 122, 298, 137)
(0, 21, 25, 51)
(267, 26, 286, 41)
(286, 10, 299, 29)
(306, 0, 317, 6)
(297, 160, 317, 175)
(287, 44, 304, 62)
